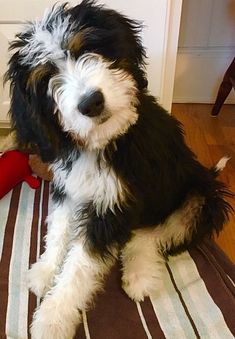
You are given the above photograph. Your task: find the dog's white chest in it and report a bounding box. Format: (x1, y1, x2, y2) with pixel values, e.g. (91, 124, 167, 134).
(64, 151, 124, 214)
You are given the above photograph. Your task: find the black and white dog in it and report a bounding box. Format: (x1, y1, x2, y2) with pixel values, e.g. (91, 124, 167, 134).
(6, 1, 232, 338)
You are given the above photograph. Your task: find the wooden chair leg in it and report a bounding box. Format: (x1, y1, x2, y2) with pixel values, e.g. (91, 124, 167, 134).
(211, 57, 235, 117)
(211, 79, 232, 117)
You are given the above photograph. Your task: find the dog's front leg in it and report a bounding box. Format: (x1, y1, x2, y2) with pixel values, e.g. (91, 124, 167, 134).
(30, 239, 117, 339)
(28, 201, 71, 298)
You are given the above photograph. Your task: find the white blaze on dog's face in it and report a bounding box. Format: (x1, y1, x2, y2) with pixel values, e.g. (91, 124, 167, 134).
(48, 53, 138, 149)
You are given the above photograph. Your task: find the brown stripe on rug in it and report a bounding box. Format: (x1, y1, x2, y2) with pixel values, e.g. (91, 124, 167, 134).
(74, 264, 154, 339)
(27, 180, 42, 338)
(141, 298, 166, 339)
(165, 262, 201, 339)
(0, 184, 22, 339)
(189, 242, 235, 337)
(202, 238, 235, 283)
(198, 241, 235, 298)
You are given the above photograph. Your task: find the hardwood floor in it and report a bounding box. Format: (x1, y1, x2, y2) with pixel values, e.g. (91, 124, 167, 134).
(172, 103, 235, 263)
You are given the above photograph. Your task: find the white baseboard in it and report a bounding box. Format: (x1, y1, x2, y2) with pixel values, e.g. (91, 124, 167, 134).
(0, 121, 11, 129)
(173, 47, 235, 105)
(173, 97, 235, 104)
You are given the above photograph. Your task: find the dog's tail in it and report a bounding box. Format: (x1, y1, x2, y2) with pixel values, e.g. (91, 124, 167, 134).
(211, 156, 230, 176)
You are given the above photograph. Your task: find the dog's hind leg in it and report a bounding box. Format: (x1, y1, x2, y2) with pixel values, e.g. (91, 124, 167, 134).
(30, 239, 117, 339)
(121, 227, 165, 302)
(28, 201, 71, 298)
(121, 195, 207, 302)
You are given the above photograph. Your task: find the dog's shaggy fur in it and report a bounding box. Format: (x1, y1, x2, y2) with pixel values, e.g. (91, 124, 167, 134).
(5, 1, 232, 338)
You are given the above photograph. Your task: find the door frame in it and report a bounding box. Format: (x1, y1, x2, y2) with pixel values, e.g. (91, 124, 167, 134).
(159, 0, 182, 112)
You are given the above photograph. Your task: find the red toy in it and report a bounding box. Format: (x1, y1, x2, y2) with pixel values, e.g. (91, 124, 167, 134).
(0, 150, 40, 199)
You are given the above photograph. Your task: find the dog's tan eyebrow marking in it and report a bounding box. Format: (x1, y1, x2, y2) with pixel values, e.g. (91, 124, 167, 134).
(27, 63, 55, 90)
(67, 32, 84, 52)
(67, 28, 94, 52)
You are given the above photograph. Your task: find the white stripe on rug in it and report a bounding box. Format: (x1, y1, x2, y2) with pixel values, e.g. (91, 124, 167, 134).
(168, 251, 234, 339)
(37, 181, 44, 261)
(47, 185, 52, 215)
(6, 183, 41, 339)
(0, 191, 12, 260)
(228, 275, 235, 287)
(150, 261, 198, 339)
(35, 181, 45, 309)
(136, 302, 152, 339)
(82, 310, 91, 339)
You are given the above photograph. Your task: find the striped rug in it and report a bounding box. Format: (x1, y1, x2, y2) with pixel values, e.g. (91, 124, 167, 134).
(0, 181, 234, 339)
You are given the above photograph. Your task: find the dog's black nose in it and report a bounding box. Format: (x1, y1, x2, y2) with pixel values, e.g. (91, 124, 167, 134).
(78, 91, 104, 117)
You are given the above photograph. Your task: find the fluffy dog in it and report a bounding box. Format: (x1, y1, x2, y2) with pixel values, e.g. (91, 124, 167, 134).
(6, 1, 232, 338)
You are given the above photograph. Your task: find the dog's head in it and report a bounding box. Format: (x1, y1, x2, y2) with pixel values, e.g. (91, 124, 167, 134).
(6, 0, 147, 161)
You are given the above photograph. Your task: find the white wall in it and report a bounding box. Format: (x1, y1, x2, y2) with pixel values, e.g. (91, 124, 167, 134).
(173, 0, 235, 104)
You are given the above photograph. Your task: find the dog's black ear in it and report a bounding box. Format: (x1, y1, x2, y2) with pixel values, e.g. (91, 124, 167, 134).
(5, 52, 66, 163)
(70, 1, 148, 89)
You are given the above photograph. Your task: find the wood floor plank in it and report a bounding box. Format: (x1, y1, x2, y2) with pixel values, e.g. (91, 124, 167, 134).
(172, 103, 235, 263)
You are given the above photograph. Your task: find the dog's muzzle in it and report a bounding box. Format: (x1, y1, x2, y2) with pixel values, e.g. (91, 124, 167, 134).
(78, 90, 104, 117)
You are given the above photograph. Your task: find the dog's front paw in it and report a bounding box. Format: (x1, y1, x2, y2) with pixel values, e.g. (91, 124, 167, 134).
(122, 271, 162, 302)
(31, 297, 81, 339)
(28, 261, 55, 298)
